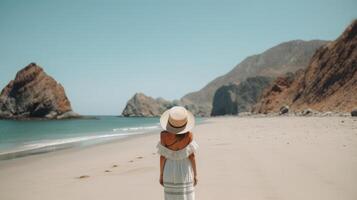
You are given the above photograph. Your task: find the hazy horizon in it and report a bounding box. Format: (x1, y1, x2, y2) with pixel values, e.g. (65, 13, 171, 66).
(0, 0, 356, 115)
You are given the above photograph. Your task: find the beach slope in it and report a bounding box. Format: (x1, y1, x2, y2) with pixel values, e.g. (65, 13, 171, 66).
(0, 116, 356, 200)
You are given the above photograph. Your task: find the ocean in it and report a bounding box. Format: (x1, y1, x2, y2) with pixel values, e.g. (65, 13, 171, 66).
(0, 116, 203, 160)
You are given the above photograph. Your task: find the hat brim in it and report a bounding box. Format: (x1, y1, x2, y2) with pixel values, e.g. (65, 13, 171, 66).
(160, 109, 195, 134)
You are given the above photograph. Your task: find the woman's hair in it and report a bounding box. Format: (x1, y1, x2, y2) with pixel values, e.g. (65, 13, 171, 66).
(175, 131, 189, 140)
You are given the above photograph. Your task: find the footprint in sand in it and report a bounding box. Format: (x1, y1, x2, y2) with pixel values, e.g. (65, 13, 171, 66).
(112, 164, 118, 168)
(77, 175, 90, 179)
(136, 156, 143, 159)
(129, 160, 134, 163)
(105, 170, 111, 172)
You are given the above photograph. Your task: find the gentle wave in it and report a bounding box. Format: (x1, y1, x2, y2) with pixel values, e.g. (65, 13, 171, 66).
(22, 133, 131, 150)
(0, 132, 129, 159)
(0, 126, 160, 160)
(112, 125, 160, 132)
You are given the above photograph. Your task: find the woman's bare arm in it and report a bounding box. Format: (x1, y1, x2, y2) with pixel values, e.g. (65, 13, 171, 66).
(187, 132, 197, 185)
(160, 155, 166, 185)
(159, 132, 166, 186)
(189, 153, 197, 186)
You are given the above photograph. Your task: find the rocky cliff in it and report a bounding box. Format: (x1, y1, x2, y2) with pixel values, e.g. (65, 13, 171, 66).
(211, 76, 273, 116)
(252, 71, 303, 113)
(0, 63, 78, 119)
(123, 40, 327, 117)
(121, 93, 179, 117)
(253, 20, 357, 113)
(181, 40, 327, 116)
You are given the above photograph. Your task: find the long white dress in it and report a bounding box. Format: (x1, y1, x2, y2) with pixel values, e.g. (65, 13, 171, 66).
(157, 140, 199, 200)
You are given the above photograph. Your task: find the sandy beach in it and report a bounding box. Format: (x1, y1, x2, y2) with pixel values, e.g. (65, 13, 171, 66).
(0, 116, 356, 200)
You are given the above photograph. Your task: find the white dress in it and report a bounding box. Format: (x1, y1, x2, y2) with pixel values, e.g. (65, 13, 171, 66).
(157, 140, 199, 200)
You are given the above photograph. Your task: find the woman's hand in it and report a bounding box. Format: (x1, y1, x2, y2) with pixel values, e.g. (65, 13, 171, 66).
(194, 176, 198, 186)
(159, 174, 164, 186)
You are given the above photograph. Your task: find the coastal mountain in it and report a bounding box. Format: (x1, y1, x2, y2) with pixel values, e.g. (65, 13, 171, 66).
(123, 40, 327, 117)
(252, 71, 302, 113)
(211, 76, 273, 116)
(0, 63, 79, 119)
(122, 93, 179, 117)
(253, 20, 357, 113)
(121, 92, 210, 117)
(181, 40, 327, 116)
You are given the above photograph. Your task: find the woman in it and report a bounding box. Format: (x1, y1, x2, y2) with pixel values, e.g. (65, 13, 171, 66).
(157, 106, 198, 200)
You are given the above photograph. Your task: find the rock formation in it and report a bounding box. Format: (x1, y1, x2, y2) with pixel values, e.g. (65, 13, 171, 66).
(211, 76, 273, 116)
(279, 105, 289, 115)
(181, 40, 327, 116)
(252, 71, 302, 113)
(253, 20, 357, 113)
(123, 40, 327, 117)
(121, 93, 180, 117)
(351, 108, 357, 117)
(0, 63, 78, 119)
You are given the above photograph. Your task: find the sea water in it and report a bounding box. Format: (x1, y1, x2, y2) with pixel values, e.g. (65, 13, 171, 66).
(0, 116, 162, 159)
(0, 116, 204, 160)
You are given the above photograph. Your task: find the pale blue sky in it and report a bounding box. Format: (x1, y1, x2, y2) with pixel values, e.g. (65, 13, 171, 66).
(0, 0, 356, 115)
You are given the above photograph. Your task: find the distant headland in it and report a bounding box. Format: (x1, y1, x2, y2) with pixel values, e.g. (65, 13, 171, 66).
(122, 20, 357, 117)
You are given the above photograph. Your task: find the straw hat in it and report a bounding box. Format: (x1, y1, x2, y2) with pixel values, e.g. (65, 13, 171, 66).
(160, 106, 195, 134)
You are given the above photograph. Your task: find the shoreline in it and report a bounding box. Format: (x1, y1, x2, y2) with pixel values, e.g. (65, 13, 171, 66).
(0, 116, 356, 200)
(0, 128, 160, 169)
(0, 117, 208, 161)
(0, 128, 161, 162)
(0, 115, 352, 162)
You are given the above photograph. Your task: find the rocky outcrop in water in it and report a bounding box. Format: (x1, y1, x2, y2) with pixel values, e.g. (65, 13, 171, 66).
(211, 76, 273, 116)
(253, 20, 357, 113)
(121, 93, 180, 117)
(0, 63, 78, 119)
